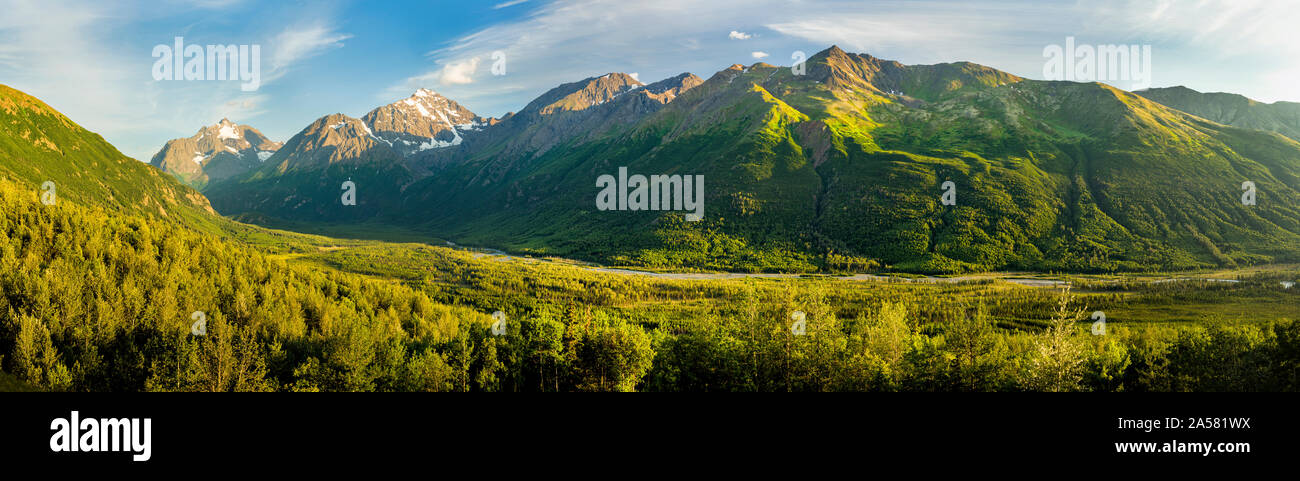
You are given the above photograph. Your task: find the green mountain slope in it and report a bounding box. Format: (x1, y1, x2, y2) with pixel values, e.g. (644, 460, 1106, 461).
(1137, 86, 1300, 142)
(0, 84, 217, 224)
(203, 48, 1300, 274)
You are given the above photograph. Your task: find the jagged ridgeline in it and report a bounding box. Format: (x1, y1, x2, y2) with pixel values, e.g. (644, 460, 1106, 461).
(204, 47, 1300, 274)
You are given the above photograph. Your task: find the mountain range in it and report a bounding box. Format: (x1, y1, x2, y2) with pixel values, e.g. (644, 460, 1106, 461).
(169, 46, 1300, 273)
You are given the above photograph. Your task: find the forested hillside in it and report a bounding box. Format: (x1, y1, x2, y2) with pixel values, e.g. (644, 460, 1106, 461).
(7, 174, 1300, 391)
(202, 48, 1300, 274)
(3, 72, 1298, 392)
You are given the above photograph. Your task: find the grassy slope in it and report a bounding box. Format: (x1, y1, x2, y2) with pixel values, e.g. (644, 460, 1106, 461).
(0, 85, 215, 223)
(1137, 86, 1300, 142)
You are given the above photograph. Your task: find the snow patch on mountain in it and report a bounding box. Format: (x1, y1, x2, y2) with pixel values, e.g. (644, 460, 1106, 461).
(218, 123, 239, 140)
(418, 136, 461, 151)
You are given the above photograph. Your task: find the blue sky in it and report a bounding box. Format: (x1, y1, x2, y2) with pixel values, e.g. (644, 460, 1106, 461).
(2, 0, 1297, 162)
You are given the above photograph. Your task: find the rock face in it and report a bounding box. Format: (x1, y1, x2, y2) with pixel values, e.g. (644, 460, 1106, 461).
(203, 89, 494, 222)
(212, 90, 492, 177)
(263, 114, 398, 172)
(150, 118, 282, 188)
(470, 72, 704, 160)
(362, 88, 490, 156)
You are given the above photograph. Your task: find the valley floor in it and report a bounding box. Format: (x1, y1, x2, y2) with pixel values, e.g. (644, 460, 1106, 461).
(240, 220, 1300, 330)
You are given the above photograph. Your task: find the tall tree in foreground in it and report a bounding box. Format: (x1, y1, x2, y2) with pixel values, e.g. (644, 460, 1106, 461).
(947, 303, 1007, 391)
(1023, 288, 1087, 392)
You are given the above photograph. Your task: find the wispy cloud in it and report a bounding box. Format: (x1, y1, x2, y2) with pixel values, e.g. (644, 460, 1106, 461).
(751, 51, 769, 59)
(390, 0, 808, 116)
(267, 23, 352, 84)
(0, 0, 144, 152)
(1082, 0, 1300, 59)
(0, 0, 356, 160)
(493, 0, 530, 9)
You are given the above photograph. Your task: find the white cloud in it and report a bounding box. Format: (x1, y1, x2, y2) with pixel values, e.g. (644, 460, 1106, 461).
(751, 51, 769, 59)
(493, 0, 530, 8)
(728, 30, 751, 40)
(438, 57, 481, 85)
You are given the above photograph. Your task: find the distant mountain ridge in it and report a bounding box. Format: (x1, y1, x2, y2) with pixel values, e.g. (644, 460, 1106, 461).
(1136, 86, 1300, 142)
(204, 73, 703, 216)
(150, 118, 281, 188)
(201, 46, 1300, 274)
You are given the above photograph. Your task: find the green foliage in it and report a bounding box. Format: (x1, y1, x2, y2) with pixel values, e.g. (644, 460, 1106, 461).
(2, 78, 1299, 392)
(199, 53, 1300, 275)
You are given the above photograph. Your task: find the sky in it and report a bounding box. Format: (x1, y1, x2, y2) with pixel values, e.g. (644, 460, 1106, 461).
(1, 0, 1297, 162)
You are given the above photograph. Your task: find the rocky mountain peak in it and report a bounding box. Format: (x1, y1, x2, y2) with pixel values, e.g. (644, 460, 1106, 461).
(361, 89, 487, 156)
(150, 118, 281, 188)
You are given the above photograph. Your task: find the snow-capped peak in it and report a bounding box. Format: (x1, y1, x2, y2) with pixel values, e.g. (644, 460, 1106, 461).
(217, 118, 241, 140)
(359, 90, 485, 157)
